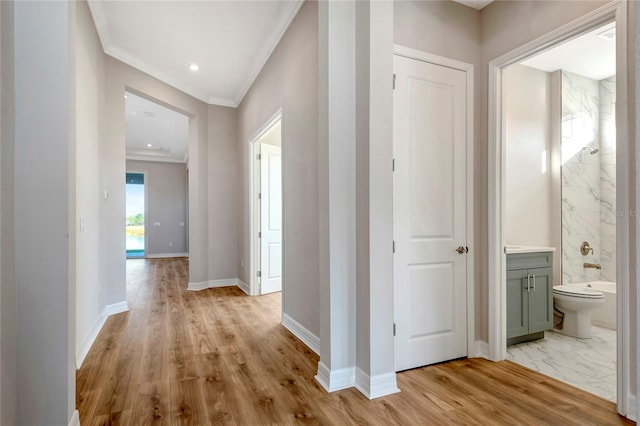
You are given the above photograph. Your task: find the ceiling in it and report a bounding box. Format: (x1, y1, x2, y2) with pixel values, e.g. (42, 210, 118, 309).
(451, 0, 494, 10)
(521, 22, 616, 80)
(88, 0, 303, 107)
(125, 91, 189, 163)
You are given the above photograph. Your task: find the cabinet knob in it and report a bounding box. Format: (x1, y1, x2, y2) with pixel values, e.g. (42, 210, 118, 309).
(456, 246, 468, 254)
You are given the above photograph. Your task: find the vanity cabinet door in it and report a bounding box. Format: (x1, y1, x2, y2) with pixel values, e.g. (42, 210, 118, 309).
(506, 270, 528, 339)
(527, 267, 553, 334)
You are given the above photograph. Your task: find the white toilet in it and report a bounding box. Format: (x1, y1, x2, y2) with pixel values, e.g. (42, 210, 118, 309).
(553, 285, 605, 338)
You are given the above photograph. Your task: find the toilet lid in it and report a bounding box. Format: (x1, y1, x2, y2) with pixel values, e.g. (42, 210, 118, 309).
(553, 285, 604, 299)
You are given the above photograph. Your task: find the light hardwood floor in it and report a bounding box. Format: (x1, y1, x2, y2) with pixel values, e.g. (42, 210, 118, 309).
(76, 258, 632, 425)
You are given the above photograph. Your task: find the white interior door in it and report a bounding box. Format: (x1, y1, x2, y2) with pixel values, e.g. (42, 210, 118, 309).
(393, 55, 468, 372)
(260, 143, 282, 294)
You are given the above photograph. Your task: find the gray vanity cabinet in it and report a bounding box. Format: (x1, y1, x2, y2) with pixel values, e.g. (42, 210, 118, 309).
(506, 252, 553, 345)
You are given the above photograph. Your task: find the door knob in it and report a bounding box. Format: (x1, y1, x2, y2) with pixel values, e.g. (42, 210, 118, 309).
(456, 246, 468, 254)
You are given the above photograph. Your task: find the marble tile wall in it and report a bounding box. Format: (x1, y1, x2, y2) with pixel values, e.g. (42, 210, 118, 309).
(599, 76, 616, 282)
(561, 72, 617, 284)
(562, 71, 601, 284)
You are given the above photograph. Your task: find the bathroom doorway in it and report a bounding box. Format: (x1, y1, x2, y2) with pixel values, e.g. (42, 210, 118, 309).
(499, 18, 621, 404)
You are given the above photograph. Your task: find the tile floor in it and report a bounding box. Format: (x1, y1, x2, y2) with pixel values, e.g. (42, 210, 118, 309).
(507, 326, 617, 401)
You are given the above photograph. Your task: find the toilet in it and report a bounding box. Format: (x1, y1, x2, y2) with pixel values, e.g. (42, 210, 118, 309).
(553, 285, 605, 338)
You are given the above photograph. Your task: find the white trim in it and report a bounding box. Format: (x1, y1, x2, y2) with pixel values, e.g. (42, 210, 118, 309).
(187, 278, 251, 294)
(187, 281, 208, 291)
(209, 278, 237, 288)
(473, 340, 490, 359)
(236, 279, 250, 295)
(232, 1, 303, 106)
(627, 393, 637, 422)
(393, 45, 474, 72)
(355, 368, 400, 400)
(87, 1, 303, 107)
(145, 253, 188, 259)
(249, 109, 284, 297)
(314, 362, 355, 392)
(104, 301, 129, 316)
(281, 313, 320, 355)
(76, 310, 108, 369)
(486, 0, 631, 417)
(125, 155, 187, 164)
(187, 279, 239, 291)
(76, 301, 129, 369)
(68, 410, 80, 426)
(392, 45, 476, 362)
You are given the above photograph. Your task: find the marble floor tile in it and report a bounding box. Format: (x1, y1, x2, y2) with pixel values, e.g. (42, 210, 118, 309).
(507, 326, 616, 402)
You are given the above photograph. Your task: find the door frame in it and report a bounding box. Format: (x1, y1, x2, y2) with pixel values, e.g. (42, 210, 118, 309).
(392, 45, 476, 360)
(249, 108, 283, 297)
(125, 170, 148, 259)
(486, 0, 632, 417)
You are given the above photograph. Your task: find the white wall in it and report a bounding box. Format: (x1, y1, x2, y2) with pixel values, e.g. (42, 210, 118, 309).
(237, 1, 319, 335)
(126, 160, 188, 255)
(504, 64, 562, 284)
(0, 1, 17, 424)
(505, 65, 552, 247)
(208, 105, 238, 280)
(14, 1, 75, 423)
(75, 0, 107, 371)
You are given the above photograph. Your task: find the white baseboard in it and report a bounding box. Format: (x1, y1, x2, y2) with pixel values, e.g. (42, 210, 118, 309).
(209, 278, 237, 288)
(281, 313, 320, 355)
(187, 281, 209, 291)
(146, 253, 188, 259)
(315, 362, 355, 392)
(76, 301, 130, 369)
(104, 301, 129, 316)
(68, 410, 80, 426)
(627, 392, 637, 421)
(355, 367, 400, 400)
(236, 279, 250, 295)
(188, 278, 244, 292)
(473, 340, 490, 359)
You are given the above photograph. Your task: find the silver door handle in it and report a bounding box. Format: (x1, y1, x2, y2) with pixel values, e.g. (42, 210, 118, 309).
(532, 274, 536, 291)
(526, 274, 530, 292)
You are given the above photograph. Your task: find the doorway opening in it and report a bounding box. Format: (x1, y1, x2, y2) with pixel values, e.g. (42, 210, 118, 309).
(126, 172, 146, 258)
(488, 2, 631, 417)
(503, 20, 617, 402)
(250, 111, 283, 297)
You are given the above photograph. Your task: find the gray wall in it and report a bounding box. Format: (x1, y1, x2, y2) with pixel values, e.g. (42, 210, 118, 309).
(126, 160, 188, 255)
(208, 105, 238, 280)
(0, 1, 17, 424)
(237, 1, 319, 334)
(75, 0, 107, 368)
(14, 1, 75, 423)
(103, 56, 209, 294)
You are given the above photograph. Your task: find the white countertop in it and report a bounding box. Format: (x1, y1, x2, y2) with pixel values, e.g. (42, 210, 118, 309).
(504, 245, 557, 254)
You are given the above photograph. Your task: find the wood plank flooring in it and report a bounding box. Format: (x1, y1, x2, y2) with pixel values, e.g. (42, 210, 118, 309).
(76, 258, 632, 425)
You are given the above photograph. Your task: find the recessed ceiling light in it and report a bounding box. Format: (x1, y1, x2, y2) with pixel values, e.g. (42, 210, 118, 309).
(189, 63, 199, 72)
(124, 94, 128, 99)
(147, 144, 153, 147)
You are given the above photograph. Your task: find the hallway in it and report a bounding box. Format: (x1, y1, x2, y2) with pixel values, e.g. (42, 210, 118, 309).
(76, 258, 629, 425)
